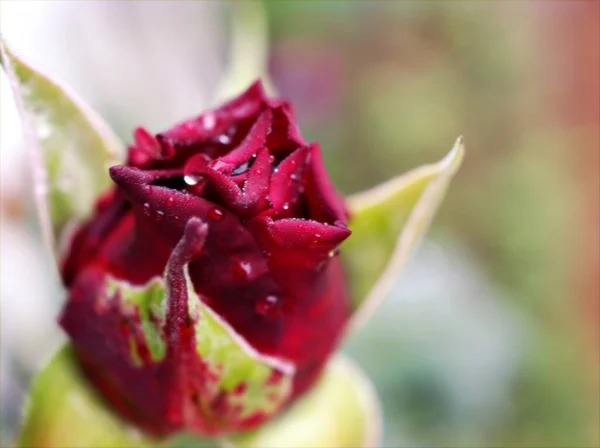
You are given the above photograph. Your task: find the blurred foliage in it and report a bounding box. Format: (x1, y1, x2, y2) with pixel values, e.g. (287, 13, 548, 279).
(266, 1, 597, 446)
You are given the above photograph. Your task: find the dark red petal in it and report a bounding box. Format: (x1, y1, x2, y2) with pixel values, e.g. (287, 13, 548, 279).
(160, 81, 268, 146)
(60, 264, 180, 435)
(213, 109, 272, 173)
(266, 102, 306, 154)
(248, 216, 350, 270)
(268, 146, 309, 218)
(279, 258, 350, 396)
(303, 142, 349, 224)
(61, 190, 130, 286)
(201, 148, 271, 216)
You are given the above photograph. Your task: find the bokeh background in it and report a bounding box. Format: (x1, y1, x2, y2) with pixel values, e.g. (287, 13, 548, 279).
(1, 1, 598, 446)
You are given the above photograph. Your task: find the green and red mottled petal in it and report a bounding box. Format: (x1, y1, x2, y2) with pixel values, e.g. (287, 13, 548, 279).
(61, 218, 295, 436)
(108, 165, 285, 354)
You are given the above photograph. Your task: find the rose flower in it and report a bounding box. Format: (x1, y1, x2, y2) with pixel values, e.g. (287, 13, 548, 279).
(59, 81, 352, 436)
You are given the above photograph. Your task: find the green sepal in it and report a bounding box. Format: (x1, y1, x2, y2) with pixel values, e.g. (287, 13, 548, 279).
(0, 37, 123, 260)
(225, 354, 381, 448)
(343, 137, 464, 330)
(19, 344, 155, 448)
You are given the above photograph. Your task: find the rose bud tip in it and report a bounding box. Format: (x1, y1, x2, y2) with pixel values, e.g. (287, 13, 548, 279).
(109, 164, 154, 195)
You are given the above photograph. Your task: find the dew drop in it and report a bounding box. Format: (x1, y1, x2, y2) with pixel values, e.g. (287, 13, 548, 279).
(217, 134, 231, 145)
(269, 155, 276, 163)
(184, 174, 202, 185)
(255, 295, 283, 318)
(309, 234, 322, 249)
(328, 249, 339, 258)
(282, 203, 290, 210)
(208, 207, 224, 221)
(166, 197, 175, 207)
(290, 173, 298, 181)
(183, 122, 196, 132)
(143, 203, 152, 217)
(233, 261, 252, 282)
(37, 120, 52, 140)
(231, 160, 251, 176)
(155, 210, 165, 222)
(143, 185, 153, 193)
(202, 113, 216, 130)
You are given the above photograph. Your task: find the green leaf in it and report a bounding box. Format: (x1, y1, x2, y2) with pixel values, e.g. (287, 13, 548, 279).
(19, 345, 155, 448)
(0, 37, 123, 259)
(343, 137, 464, 330)
(225, 355, 381, 448)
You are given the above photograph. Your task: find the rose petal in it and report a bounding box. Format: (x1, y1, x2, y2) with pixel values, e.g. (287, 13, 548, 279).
(216, 109, 273, 172)
(303, 143, 349, 224)
(201, 148, 271, 216)
(268, 146, 309, 218)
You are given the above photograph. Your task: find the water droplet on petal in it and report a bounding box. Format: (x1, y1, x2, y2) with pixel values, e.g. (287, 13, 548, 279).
(309, 234, 322, 249)
(233, 261, 252, 282)
(184, 174, 202, 185)
(255, 295, 283, 318)
(143, 185, 153, 193)
(217, 134, 231, 145)
(282, 203, 290, 210)
(202, 113, 216, 130)
(290, 173, 298, 181)
(231, 160, 251, 176)
(166, 197, 175, 207)
(269, 155, 276, 163)
(208, 207, 224, 221)
(143, 203, 152, 217)
(155, 210, 165, 222)
(328, 248, 339, 258)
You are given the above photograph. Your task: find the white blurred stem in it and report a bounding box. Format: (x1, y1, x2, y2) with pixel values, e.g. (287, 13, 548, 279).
(215, 0, 276, 103)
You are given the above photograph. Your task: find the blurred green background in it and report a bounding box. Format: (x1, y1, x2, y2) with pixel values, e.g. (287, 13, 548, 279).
(265, 2, 599, 445)
(1, 1, 598, 447)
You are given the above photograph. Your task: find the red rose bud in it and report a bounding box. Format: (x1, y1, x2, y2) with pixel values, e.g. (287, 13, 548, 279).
(59, 81, 352, 436)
